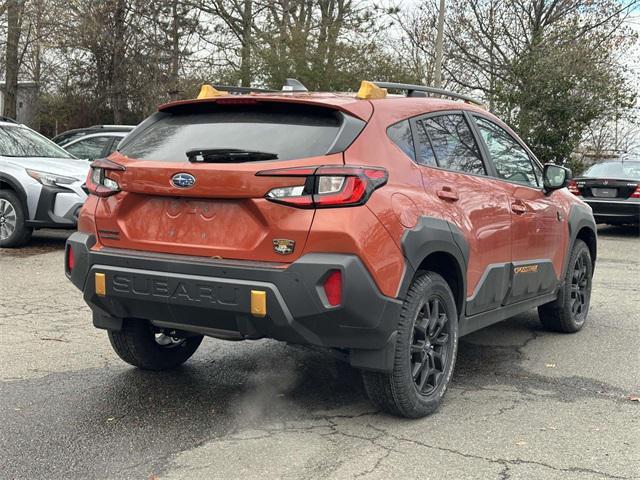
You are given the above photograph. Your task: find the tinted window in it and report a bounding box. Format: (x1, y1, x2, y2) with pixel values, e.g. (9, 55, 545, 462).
(419, 115, 485, 174)
(387, 120, 415, 161)
(0, 126, 72, 158)
(583, 161, 640, 180)
(120, 104, 343, 162)
(476, 117, 537, 186)
(65, 136, 112, 159)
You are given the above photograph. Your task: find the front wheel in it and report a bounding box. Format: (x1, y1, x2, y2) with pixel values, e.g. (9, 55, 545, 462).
(108, 320, 204, 370)
(538, 239, 593, 333)
(0, 191, 32, 248)
(362, 272, 459, 418)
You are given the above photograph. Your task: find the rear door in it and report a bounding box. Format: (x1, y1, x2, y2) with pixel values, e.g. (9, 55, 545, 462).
(93, 101, 365, 262)
(472, 115, 567, 303)
(413, 112, 513, 317)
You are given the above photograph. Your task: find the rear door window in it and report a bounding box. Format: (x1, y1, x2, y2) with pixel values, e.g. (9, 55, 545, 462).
(417, 114, 485, 175)
(120, 103, 344, 162)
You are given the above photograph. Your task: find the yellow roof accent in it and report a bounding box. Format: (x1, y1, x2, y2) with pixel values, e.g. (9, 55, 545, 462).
(356, 81, 387, 100)
(197, 84, 227, 99)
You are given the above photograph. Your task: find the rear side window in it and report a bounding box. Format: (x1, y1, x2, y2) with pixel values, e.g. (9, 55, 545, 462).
(418, 114, 485, 175)
(65, 135, 112, 159)
(120, 103, 344, 162)
(387, 120, 415, 161)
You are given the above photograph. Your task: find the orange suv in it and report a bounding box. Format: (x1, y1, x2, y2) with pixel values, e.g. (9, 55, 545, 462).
(65, 81, 597, 418)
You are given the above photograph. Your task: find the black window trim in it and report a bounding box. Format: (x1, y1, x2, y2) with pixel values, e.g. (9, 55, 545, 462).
(468, 111, 545, 191)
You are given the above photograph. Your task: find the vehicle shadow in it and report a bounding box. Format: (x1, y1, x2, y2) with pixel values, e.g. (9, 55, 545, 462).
(596, 224, 640, 238)
(0, 228, 72, 257)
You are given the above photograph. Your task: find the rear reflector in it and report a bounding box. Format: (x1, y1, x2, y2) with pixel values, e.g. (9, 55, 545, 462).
(95, 272, 106, 296)
(66, 246, 74, 272)
(323, 270, 342, 307)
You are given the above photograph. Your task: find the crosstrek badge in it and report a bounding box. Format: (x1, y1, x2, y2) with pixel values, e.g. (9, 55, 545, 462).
(273, 239, 295, 255)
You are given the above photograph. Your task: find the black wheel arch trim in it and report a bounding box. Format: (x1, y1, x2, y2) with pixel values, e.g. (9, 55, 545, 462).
(565, 203, 597, 277)
(0, 172, 29, 215)
(398, 216, 469, 318)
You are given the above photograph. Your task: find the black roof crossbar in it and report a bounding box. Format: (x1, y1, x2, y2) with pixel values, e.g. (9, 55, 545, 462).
(372, 82, 484, 106)
(211, 85, 278, 95)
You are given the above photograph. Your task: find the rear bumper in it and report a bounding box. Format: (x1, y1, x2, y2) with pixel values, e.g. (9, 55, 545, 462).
(582, 198, 640, 225)
(66, 232, 402, 371)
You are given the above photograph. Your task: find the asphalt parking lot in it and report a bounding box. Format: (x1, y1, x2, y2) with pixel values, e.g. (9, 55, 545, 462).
(0, 226, 638, 480)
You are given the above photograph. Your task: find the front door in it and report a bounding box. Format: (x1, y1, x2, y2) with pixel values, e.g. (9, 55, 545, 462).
(472, 115, 568, 304)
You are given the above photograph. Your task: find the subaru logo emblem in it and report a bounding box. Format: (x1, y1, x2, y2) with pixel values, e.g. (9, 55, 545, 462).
(171, 173, 196, 189)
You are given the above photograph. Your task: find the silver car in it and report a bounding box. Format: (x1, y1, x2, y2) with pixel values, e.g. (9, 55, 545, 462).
(0, 120, 89, 247)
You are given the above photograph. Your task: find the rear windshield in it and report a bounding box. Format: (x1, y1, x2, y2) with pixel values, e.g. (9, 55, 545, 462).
(120, 103, 343, 162)
(583, 161, 640, 180)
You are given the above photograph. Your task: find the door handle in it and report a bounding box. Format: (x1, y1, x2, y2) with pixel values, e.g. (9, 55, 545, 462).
(437, 187, 459, 202)
(511, 202, 527, 215)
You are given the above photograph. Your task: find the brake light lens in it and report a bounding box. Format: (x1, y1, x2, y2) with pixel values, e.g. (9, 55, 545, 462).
(67, 245, 75, 272)
(567, 179, 581, 196)
(631, 185, 640, 198)
(323, 270, 342, 307)
(86, 159, 125, 197)
(260, 165, 388, 208)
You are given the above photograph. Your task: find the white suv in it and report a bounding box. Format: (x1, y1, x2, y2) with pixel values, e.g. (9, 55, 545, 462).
(0, 120, 89, 247)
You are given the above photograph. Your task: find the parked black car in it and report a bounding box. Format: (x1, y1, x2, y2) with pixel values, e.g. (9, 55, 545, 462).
(569, 159, 640, 225)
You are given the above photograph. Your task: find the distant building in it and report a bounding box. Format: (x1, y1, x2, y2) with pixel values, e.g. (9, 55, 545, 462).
(0, 81, 39, 127)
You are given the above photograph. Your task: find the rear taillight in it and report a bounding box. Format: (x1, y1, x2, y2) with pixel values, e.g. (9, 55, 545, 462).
(86, 159, 125, 197)
(567, 179, 581, 196)
(323, 270, 342, 307)
(67, 245, 75, 272)
(258, 165, 388, 208)
(631, 185, 640, 198)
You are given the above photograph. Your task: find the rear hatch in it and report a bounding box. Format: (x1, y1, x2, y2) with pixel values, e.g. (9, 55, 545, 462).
(92, 99, 367, 262)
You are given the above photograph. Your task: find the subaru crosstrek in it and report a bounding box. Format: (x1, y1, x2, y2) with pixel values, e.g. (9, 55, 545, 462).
(65, 81, 597, 418)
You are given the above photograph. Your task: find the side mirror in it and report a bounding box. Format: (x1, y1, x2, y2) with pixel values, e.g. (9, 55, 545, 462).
(543, 163, 571, 194)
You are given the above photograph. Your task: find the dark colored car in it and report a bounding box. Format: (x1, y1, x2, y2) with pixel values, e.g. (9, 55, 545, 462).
(53, 125, 135, 161)
(569, 160, 640, 225)
(65, 81, 597, 418)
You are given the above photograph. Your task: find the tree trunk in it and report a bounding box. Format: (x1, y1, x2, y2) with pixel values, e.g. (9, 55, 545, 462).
(433, 0, 445, 89)
(169, 0, 180, 99)
(3, 0, 22, 119)
(239, 0, 252, 87)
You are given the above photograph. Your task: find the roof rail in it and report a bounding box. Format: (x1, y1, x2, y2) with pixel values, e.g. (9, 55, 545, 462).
(211, 85, 277, 95)
(372, 82, 484, 106)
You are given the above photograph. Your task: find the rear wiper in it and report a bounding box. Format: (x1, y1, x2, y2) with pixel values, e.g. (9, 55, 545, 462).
(186, 148, 278, 162)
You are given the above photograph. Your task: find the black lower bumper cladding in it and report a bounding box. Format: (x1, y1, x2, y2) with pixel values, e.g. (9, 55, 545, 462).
(66, 232, 402, 371)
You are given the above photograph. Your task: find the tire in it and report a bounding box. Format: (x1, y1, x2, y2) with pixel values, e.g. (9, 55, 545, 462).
(108, 320, 204, 370)
(538, 239, 593, 333)
(0, 190, 32, 248)
(362, 272, 459, 418)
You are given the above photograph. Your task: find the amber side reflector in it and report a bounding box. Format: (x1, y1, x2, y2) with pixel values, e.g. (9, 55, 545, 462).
(356, 80, 387, 100)
(197, 84, 227, 99)
(251, 290, 267, 317)
(95, 273, 106, 296)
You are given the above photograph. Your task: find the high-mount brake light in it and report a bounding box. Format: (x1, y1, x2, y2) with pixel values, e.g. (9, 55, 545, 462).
(86, 159, 125, 197)
(258, 165, 388, 208)
(567, 179, 581, 196)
